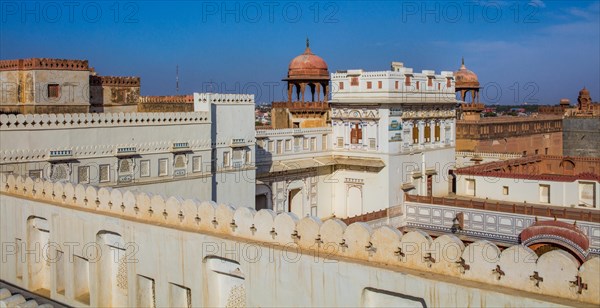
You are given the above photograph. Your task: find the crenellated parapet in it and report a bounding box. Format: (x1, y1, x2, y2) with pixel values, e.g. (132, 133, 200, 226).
(0, 112, 209, 130)
(194, 93, 254, 104)
(256, 127, 332, 137)
(90, 75, 140, 87)
(138, 95, 194, 104)
(0, 58, 89, 71)
(1, 173, 599, 305)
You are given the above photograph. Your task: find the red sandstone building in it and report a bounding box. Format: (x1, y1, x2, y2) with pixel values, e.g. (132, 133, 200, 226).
(454, 60, 563, 156)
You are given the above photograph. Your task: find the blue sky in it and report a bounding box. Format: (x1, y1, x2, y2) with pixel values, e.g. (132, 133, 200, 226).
(1, 0, 599, 104)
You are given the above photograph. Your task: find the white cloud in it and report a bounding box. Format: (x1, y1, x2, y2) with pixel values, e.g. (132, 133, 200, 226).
(529, 0, 546, 9)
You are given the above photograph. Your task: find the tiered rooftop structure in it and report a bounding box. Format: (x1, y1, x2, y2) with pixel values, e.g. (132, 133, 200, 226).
(271, 39, 331, 129)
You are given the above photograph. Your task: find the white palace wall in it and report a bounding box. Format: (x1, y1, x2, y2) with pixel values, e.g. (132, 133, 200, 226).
(0, 93, 257, 207)
(1, 174, 599, 307)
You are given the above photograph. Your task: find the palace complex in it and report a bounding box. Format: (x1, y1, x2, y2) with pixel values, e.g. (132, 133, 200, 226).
(0, 43, 598, 307)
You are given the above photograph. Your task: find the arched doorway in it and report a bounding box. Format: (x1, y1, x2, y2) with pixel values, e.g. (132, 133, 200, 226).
(287, 180, 304, 217)
(346, 186, 363, 217)
(448, 170, 456, 194)
(255, 184, 272, 211)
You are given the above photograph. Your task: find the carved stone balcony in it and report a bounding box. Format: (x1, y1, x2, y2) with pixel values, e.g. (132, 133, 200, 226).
(272, 101, 330, 111)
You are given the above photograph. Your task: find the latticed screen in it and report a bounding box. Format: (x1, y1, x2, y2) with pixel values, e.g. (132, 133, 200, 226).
(192, 156, 201, 172)
(78, 166, 89, 183)
(99, 165, 110, 182)
(140, 160, 150, 177)
(158, 159, 168, 176)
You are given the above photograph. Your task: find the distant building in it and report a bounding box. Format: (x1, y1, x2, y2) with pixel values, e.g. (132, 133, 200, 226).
(454, 155, 599, 208)
(538, 98, 571, 115)
(0, 58, 196, 114)
(453, 60, 563, 156)
(0, 58, 92, 114)
(562, 88, 600, 158)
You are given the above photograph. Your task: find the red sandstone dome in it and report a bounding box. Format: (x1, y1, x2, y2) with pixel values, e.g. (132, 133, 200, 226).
(287, 41, 329, 80)
(520, 219, 589, 262)
(454, 58, 480, 88)
(579, 87, 590, 95)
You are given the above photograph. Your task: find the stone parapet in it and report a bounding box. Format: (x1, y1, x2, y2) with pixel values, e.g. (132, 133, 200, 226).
(0, 112, 209, 131)
(272, 101, 329, 111)
(138, 95, 193, 104)
(90, 75, 140, 87)
(405, 194, 600, 223)
(455, 151, 522, 159)
(1, 173, 599, 305)
(455, 155, 600, 181)
(256, 127, 332, 137)
(0, 58, 89, 71)
(194, 93, 254, 104)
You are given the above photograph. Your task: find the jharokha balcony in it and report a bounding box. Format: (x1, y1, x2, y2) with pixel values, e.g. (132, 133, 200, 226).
(272, 101, 330, 111)
(460, 103, 485, 112)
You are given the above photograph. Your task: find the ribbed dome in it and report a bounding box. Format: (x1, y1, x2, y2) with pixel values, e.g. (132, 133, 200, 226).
(454, 59, 480, 88)
(287, 41, 329, 79)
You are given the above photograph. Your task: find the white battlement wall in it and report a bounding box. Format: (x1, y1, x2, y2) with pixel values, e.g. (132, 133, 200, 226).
(1, 174, 598, 307)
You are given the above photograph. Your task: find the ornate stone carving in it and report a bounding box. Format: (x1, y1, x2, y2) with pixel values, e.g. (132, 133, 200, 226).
(49, 163, 71, 181)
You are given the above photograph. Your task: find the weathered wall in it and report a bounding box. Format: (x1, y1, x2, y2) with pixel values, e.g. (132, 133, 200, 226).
(89, 76, 140, 113)
(1, 174, 598, 307)
(457, 130, 563, 156)
(0, 65, 90, 114)
(563, 117, 600, 158)
(271, 107, 291, 129)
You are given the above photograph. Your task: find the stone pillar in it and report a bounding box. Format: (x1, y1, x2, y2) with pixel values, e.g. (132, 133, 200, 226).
(315, 83, 321, 101)
(449, 120, 455, 145)
(300, 83, 306, 102)
(287, 83, 293, 102)
(429, 120, 435, 144)
(440, 121, 446, 144)
(295, 83, 301, 101)
(418, 120, 425, 145)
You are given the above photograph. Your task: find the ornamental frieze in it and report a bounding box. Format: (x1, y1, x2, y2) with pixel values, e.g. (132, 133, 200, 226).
(331, 108, 379, 119)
